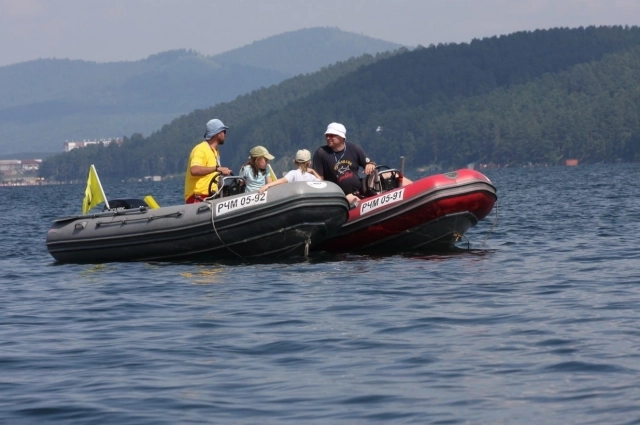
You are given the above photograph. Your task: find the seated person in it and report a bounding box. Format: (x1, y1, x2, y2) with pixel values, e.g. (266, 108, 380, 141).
(239, 146, 275, 192)
(184, 118, 232, 203)
(312, 122, 411, 203)
(259, 149, 322, 193)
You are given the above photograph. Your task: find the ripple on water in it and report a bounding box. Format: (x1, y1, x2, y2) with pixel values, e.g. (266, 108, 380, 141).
(2, 164, 640, 424)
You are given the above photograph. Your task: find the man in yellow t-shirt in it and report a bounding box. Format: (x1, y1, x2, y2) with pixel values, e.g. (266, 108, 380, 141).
(184, 119, 233, 203)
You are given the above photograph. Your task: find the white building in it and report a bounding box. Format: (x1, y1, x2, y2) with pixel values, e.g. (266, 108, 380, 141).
(0, 159, 42, 175)
(64, 138, 123, 152)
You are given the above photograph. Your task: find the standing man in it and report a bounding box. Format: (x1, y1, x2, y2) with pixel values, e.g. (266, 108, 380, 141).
(312, 122, 376, 198)
(184, 118, 233, 203)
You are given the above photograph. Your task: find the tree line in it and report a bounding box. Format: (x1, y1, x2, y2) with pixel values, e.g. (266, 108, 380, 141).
(39, 26, 640, 181)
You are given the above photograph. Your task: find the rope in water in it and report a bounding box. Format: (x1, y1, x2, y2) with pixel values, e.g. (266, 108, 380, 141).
(477, 201, 498, 249)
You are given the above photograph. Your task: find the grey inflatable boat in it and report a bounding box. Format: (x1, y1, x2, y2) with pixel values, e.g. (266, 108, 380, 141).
(46, 181, 349, 263)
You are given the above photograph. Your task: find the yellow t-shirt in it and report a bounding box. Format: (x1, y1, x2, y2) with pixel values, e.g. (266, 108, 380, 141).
(184, 141, 220, 201)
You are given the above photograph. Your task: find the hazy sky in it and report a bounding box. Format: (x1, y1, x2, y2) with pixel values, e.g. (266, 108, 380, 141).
(1, 0, 639, 67)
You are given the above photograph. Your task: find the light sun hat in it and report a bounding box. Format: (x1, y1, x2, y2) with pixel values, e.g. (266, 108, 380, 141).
(249, 146, 275, 160)
(324, 122, 346, 139)
(295, 149, 311, 162)
(204, 119, 229, 140)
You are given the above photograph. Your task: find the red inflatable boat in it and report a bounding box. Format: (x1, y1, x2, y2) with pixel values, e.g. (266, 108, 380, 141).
(318, 168, 497, 253)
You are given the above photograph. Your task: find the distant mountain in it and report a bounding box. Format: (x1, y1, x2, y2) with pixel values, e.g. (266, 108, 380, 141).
(213, 27, 402, 75)
(0, 27, 402, 156)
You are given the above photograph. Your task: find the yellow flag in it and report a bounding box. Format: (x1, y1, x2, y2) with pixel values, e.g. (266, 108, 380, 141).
(82, 164, 108, 214)
(267, 164, 277, 182)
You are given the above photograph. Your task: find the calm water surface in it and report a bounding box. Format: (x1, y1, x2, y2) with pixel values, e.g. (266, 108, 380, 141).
(1, 164, 640, 424)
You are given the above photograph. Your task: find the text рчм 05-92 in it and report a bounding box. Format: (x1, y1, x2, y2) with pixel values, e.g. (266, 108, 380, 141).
(216, 192, 268, 216)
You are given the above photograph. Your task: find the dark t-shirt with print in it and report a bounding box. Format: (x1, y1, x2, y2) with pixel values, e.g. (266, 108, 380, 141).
(312, 143, 371, 195)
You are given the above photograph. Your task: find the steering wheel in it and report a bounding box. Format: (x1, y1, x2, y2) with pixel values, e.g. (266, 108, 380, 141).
(207, 172, 222, 197)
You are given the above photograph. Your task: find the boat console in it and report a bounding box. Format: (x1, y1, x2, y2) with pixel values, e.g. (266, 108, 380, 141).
(361, 165, 403, 197)
(208, 173, 247, 199)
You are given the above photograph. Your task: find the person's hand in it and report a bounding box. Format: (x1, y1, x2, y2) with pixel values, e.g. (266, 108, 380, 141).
(218, 166, 232, 175)
(364, 163, 376, 175)
(258, 184, 268, 194)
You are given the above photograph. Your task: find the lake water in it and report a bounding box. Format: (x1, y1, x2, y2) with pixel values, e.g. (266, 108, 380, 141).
(1, 164, 639, 424)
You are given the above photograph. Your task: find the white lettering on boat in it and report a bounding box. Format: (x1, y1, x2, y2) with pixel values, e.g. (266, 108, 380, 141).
(216, 192, 268, 216)
(360, 189, 405, 215)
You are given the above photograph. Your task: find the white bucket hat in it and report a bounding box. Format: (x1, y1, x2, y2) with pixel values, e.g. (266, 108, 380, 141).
(325, 122, 346, 139)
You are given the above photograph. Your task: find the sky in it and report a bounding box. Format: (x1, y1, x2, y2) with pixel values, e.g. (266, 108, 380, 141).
(1, 0, 639, 67)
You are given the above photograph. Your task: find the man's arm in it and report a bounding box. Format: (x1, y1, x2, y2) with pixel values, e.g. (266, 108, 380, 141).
(357, 145, 376, 175)
(190, 164, 232, 176)
(190, 164, 217, 176)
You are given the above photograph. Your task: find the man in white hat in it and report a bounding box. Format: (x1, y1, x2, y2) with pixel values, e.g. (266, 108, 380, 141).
(312, 122, 376, 198)
(184, 118, 233, 203)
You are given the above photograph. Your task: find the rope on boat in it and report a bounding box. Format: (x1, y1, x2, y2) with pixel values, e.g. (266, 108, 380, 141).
(456, 232, 470, 250)
(206, 201, 312, 259)
(278, 239, 311, 258)
(477, 201, 499, 249)
(95, 211, 183, 227)
(209, 201, 245, 259)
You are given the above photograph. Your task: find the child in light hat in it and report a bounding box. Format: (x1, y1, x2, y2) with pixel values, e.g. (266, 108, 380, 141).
(258, 149, 322, 193)
(239, 146, 275, 192)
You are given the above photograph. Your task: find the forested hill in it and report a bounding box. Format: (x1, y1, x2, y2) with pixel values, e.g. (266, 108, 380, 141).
(38, 50, 405, 180)
(0, 27, 401, 155)
(40, 26, 640, 181)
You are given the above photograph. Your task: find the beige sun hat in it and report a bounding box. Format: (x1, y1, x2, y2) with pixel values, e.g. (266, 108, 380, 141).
(295, 149, 311, 162)
(249, 146, 275, 160)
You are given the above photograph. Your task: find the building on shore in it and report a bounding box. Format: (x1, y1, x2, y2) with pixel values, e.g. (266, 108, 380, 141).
(64, 138, 123, 152)
(0, 159, 42, 176)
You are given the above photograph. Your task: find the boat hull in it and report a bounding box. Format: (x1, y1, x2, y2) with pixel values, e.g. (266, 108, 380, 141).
(46, 181, 349, 263)
(318, 169, 497, 253)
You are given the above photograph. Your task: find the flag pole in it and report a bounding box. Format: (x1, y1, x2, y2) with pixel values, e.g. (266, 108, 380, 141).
(91, 164, 110, 210)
